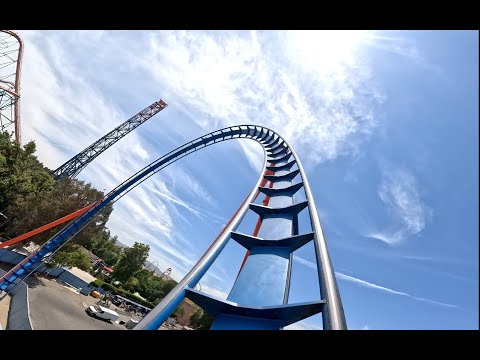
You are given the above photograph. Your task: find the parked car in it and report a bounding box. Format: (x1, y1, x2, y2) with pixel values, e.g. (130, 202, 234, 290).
(86, 305, 119, 323)
(112, 295, 123, 306)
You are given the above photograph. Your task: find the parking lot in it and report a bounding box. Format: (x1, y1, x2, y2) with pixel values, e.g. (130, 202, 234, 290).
(27, 276, 131, 330)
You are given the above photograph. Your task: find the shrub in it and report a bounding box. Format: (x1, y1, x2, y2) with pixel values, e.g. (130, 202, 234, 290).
(90, 279, 104, 287)
(89, 279, 154, 308)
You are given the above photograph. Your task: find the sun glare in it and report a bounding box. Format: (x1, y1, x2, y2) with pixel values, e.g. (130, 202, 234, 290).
(286, 30, 371, 73)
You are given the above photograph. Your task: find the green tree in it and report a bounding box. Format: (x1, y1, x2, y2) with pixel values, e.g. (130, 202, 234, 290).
(118, 267, 179, 304)
(112, 242, 150, 284)
(160, 279, 177, 296)
(85, 233, 121, 267)
(134, 269, 161, 301)
(124, 276, 140, 293)
(189, 309, 214, 330)
(49, 245, 91, 271)
(0, 131, 54, 218)
(2, 177, 112, 248)
(97, 249, 119, 267)
(173, 304, 186, 319)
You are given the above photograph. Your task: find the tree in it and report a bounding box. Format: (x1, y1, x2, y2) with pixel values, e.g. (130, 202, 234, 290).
(85, 233, 121, 267)
(2, 177, 112, 247)
(0, 131, 110, 246)
(49, 245, 91, 271)
(0, 131, 54, 218)
(173, 304, 186, 319)
(97, 249, 119, 267)
(135, 269, 162, 302)
(189, 309, 214, 330)
(112, 242, 150, 284)
(117, 267, 180, 304)
(124, 276, 140, 292)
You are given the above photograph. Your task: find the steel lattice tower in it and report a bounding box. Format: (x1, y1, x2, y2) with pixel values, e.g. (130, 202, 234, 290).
(52, 99, 167, 180)
(0, 30, 23, 144)
(0, 125, 347, 330)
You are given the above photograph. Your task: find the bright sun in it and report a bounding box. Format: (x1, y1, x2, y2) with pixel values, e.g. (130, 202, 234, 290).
(286, 30, 371, 73)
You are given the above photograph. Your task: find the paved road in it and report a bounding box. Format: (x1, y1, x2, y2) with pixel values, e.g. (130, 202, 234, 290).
(28, 277, 126, 330)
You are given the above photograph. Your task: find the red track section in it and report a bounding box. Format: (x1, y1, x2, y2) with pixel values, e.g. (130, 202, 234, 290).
(234, 164, 275, 281)
(0, 202, 97, 249)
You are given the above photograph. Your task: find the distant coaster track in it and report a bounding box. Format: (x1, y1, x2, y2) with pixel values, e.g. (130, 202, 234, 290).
(0, 30, 23, 144)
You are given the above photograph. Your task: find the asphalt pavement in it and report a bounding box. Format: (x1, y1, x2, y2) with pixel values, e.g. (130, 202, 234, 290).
(28, 277, 128, 330)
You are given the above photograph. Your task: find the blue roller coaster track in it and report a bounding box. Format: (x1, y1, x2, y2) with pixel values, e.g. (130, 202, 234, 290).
(0, 125, 347, 330)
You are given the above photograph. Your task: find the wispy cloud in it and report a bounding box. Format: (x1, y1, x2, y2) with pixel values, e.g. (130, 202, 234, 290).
(199, 284, 229, 300)
(402, 255, 472, 266)
(293, 256, 460, 310)
(336, 272, 459, 309)
(24, 30, 447, 286)
(362, 31, 445, 78)
(379, 168, 430, 233)
(366, 166, 432, 245)
(366, 231, 405, 246)
(140, 30, 383, 170)
(17, 30, 224, 281)
(294, 255, 318, 270)
(163, 167, 218, 209)
(17, 30, 389, 283)
(401, 255, 475, 283)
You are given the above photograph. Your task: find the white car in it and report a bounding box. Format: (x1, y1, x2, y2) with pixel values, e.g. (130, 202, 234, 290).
(87, 305, 119, 323)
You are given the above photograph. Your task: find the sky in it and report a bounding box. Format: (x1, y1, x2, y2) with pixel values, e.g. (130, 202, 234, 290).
(8, 30, 478, 330)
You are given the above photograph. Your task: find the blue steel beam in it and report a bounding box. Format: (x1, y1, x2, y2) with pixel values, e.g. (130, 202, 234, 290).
(268, 145, 289, 157)
(267, 136, 281, 151)
(268, 152, 293, 164)
(258, 182, 304, 197)
(230, 231, 314, 251)
(0, 125, 265, 293)
(1, 125, 346, 330)
(266, 159, 296, 172)
(216, 143, 299, 327)
(267, 141, 286, 154)
(185, 288, 325, 330)
(248, 201, 309, 217)
(264, 169, 300, 183)
(135, 127, 346, 330)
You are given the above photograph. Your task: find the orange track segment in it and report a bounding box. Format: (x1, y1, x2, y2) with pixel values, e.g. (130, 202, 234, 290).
(0, 202, 98, 249)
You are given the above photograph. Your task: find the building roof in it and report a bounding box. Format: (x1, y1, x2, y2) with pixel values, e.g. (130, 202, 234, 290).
(102, 266, 114, 273)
